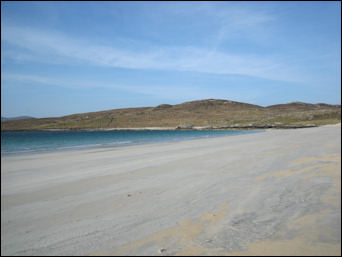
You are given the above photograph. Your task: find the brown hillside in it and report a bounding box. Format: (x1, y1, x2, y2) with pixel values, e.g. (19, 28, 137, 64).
(1, 99, 340, 130)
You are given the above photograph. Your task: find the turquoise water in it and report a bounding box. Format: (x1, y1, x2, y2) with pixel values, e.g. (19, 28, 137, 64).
(1, 129, 262, 155)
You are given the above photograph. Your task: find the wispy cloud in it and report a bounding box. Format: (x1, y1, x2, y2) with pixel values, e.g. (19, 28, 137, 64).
(2, 72, 144, 91)
(1, 72, 199, 101)
(154, 2, 275, 48)
(2, 24, 306, 83)
(2, 72, 258, 103)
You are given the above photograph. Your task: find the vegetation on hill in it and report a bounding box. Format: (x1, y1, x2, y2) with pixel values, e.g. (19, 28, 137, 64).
(1, 116, 35, 122)
(1, 99, 340, 131)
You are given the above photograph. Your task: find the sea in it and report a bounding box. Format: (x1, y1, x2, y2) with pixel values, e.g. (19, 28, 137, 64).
(1, 129, 262, 156)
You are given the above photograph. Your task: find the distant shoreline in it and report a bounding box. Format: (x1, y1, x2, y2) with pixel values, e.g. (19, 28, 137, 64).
(1, 124, 323, 132)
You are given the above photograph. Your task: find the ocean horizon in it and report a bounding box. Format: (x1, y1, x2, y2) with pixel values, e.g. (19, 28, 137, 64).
(1, 129, 262, 156)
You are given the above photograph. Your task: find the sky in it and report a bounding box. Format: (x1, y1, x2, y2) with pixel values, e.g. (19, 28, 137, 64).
(1, 1, 341, 118)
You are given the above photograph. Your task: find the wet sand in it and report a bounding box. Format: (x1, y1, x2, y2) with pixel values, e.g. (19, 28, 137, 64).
(1, 124, 341, 256)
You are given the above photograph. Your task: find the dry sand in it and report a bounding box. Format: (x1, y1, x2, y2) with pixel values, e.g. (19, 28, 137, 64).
(1, 124, 341, 256)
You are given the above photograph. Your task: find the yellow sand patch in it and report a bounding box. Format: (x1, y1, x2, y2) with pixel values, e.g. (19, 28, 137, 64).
(255, 164, 322, 181)
(91, 202, 229, 256)
(256, 153, 341, 182)
(227, 209, 340, 256)
(291, 153, 340, 167)
(292, 154, 341, 207)
(225, 237, 340, 256)
(175, 244, 209, 256)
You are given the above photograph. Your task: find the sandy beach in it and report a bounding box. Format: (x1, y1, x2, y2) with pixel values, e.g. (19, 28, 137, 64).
(1, 124, 341, 256)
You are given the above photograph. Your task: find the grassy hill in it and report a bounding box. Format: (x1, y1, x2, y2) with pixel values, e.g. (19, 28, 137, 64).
(1, 99, 340, 131)
(1, 116, 35, 122)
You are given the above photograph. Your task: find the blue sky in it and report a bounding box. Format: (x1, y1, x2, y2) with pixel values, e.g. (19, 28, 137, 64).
(1, 1, 341, 118)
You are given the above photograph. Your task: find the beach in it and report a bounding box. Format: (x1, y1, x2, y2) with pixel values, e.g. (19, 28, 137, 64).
(1, 124, 341, 256)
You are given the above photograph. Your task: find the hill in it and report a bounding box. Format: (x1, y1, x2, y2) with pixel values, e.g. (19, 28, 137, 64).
(1, 99, 340, 131)
(1, 116, 35, 122)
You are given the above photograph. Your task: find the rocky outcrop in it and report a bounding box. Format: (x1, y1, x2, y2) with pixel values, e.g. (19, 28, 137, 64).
(176, 123, 194, 129)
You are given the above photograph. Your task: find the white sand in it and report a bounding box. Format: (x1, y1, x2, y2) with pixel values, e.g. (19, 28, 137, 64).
(1, 124, 341, 256)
